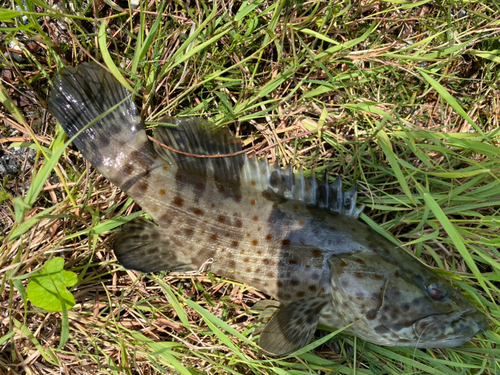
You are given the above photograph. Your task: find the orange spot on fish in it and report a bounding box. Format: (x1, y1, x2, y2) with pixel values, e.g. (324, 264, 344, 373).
(163, 166, 168, 171)
(252, 240, 258, 246)
(253, 216, 259, 221)
(299, 220, 304, 225)
(293, 205, 299, 210)
(194, 208, 204, 216)
(236, 220, 243, 228)
(250, 199, 256, 205)
(218, 215, 226, 223)
(251, 180, 256, 185)
(159, 189, 166, 195)
(266, 234, 273, 241)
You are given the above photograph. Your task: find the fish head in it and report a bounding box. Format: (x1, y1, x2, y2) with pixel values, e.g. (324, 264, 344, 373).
(328, 251, 488, 348)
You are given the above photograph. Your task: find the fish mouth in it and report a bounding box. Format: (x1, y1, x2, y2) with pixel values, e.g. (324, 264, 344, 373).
(413, 308, 489, 347)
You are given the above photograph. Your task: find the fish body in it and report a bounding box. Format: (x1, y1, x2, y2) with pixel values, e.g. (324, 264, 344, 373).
(49, 63, 488, 356)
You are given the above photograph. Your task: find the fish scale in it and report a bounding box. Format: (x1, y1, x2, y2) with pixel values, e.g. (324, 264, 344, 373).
(48, 63, 488, 357)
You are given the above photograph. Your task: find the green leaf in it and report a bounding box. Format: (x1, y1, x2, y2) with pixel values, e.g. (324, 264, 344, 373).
(27, 257, 78, 312)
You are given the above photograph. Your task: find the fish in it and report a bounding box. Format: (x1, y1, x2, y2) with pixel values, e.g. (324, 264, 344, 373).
(48, 63, 488, 356)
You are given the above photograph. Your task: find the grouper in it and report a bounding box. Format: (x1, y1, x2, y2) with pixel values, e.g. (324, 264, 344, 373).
(48, 63, 488, 356)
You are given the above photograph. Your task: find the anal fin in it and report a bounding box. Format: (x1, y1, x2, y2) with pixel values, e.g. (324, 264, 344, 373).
(113, 218, 195, 273)
(258, 298, 329, 356)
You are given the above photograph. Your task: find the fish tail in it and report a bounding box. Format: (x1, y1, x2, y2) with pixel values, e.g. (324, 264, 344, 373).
(48, 63, 155, 189)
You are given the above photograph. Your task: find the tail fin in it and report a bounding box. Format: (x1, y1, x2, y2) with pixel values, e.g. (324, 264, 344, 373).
(48, 63, 155, 187)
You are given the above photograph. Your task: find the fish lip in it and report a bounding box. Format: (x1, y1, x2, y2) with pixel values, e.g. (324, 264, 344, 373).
(412, 308, 488, 344)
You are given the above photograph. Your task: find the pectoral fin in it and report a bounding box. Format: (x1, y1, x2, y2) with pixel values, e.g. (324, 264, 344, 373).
(258, 297, 329, 356)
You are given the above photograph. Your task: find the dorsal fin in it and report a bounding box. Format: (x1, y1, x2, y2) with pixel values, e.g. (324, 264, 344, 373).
(153, 117, 364, 218)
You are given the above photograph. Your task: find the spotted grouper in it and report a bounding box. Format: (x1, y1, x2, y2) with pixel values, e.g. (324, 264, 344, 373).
(48, 63, 488, 356)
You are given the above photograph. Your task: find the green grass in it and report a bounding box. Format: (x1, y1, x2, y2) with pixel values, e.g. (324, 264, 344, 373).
(1, 0, 500, 373)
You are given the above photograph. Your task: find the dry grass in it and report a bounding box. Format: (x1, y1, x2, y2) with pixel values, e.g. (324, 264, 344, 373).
(1, 0, 500, 373)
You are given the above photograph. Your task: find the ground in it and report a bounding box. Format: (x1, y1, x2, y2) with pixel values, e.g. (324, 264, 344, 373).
(0, 0, 499, 374)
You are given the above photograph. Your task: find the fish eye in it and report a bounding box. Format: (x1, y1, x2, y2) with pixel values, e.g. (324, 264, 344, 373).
(427, 283, 445, 300)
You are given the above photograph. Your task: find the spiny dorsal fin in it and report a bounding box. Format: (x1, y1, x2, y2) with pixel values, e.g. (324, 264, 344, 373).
(152, 117, 364, 218)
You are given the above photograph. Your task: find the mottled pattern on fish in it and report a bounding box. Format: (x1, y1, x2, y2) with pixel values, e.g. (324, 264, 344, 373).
(49, 63, 488, 356)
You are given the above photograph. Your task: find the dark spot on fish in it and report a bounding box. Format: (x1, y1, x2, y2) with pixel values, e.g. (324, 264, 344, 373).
(291, 280, 300, 286)
(374, 325, 390, 334)
(313, 250, 322, 257)
(282, 239, 290, 246)
(262, 258, 270, 265)
(193, 208, 204, 216)
(356, 258, 364, 264)
(299, 220, 304, 225)
(235, 194, 242, 202)
(366, 310, 377, 320)
(283, 293, 292, 300)
(246, 267, 252, 273)
(122, 163, 134, 175)
(231, 240, 239, 248)
(352, 228, 356, 232)
(340, 261, 347, 268)
(266, 271, 274, 278)
(159, 189, 166, 195)
(311, 273, 320, 280)
(366, 237, 371, 242)
(218, 215, 226, 223)
(266, 234, 273, 241)
(176, 173, 183, 182)
(277, 281, 283, 287)
(412, 297, 422, 306)
(146, 248, 156, 255)
(308, 285, 317, 292)
(173, 196, 184, 207)
(289, 259, 298, 265)
(256, 250, 261, 255)
(211, 203, 215, 208)
(252, 240, 258, 246)
(297, 291, 305, 298)
(244, 257, 249, 262)
(250, 199, 256, 205)
(236, 220, 243, 228)
(374, 273, 383, 279)
(341, 280, 349, 288)
(210, 234, 218, 242)
(329, 226, 335, 231)
(293, 205, 299, 210)
(136, 180, 148, 192)
(402, 303, 410, 311)
(246, 233, 250, 237)
(218, 186, 225, 194)
(228, 260, 236, 269)
(159, 214, 172, 225)
(262, 191, 272, 200)
(395, 271, 401, 278)
(184, 228, 194, 236)
(240, 250, 245, 254)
